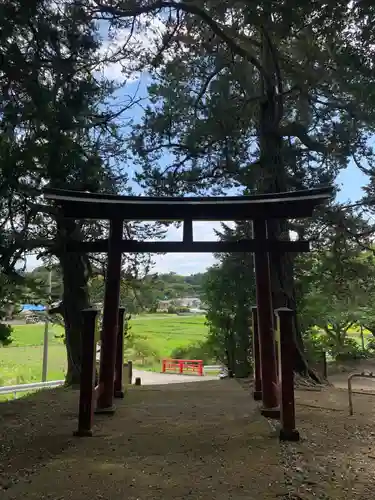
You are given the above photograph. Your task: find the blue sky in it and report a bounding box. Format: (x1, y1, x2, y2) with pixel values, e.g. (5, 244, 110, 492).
(26, 38, 370, 275)
(106, 78, 370, 275)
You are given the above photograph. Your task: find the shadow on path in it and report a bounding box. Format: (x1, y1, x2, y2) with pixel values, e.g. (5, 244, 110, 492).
(1, 380, 282, 500)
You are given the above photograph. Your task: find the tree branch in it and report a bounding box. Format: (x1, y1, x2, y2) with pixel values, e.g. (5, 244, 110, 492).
(91, 0, 270, 83)
(279, 122, 327, 153)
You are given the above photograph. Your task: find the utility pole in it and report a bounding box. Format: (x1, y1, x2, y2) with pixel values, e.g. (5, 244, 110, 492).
(42, 266, 52, 382)
(360, 324, 365, 351)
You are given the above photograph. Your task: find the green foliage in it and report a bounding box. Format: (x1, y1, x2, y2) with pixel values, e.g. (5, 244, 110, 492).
(0, 323, 13, 346)
(202, 223, 255, 377)
(333, 338, 371, 362)
(0, 0, 156, 383)
(97, 0, 375, 377)
(304, 329, 372, 363)
(0, 316, 209, 386)
(171, 341, 215, 364)
(0, 272, 50, 346)
(116, 1, 375, 198)
(34, 267, 205, 314)
(296, 212, 375, 354)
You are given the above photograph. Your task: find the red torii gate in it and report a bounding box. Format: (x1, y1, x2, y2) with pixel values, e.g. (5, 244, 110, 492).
(43, 186, 333, 438)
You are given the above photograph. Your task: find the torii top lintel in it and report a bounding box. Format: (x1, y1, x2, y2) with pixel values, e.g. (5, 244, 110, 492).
(43, 186, 333, 221)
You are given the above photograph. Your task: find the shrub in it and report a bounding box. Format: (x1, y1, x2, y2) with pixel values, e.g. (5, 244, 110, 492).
(335, 337, 370, 361)
(303, 331, 327, 362)
(304, 330, 372, 362)
(171, 341, 216, 364)
(0, 323, 13, 346)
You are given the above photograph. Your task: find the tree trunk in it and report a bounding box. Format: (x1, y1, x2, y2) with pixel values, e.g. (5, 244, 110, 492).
(225, 327, 236, 377)
(57, 219, 91, 386)
(256, 21, 321, 382)
(267, 230, 321, 382)
(233, 311, 252, 378)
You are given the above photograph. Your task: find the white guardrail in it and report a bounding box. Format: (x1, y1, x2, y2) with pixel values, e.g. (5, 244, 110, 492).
(203, 365, 221, 372)
(0, 380, 65, 398)
(1, 365, 223, 399)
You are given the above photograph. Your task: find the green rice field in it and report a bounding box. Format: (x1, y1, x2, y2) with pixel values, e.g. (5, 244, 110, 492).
(0, 315, 209, 388)
(0, 315, 373, 392)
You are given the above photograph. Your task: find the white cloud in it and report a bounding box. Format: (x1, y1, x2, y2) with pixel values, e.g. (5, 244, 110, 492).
(151, 221, 233, 274)
(96, 15, 167, 83)
(24, 221, 233, 275)
(23, 254, 41, 272)
(152, 253, 216, 274)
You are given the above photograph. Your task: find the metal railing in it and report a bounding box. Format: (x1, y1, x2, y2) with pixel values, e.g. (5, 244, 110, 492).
(203, 365, 222, 372)
(0, 380, 65, 399)
(348, 371, 375, 415)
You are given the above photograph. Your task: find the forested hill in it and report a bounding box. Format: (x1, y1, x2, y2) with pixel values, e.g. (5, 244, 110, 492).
(142, 272, 206, 300)
(24, 267, 206, 310)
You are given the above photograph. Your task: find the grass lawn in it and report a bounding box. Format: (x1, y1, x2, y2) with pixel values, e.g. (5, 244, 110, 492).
(130, 314, 208, 358)
(0, 315, 209, 389)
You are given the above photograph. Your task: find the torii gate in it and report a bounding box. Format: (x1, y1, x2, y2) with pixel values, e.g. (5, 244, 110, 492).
(43, 186, 333, 436)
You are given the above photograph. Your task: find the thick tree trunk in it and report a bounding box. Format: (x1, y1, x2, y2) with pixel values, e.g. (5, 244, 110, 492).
(233, 311, 252, 378)
(267, 227, 321, 382)
(257, 21, 321, 382)
(225, 327, 236, 378)
(57, 220, 91, 386)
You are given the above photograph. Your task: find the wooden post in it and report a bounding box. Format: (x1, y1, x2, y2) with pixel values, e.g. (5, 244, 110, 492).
(253, 219, 280, 418)
(183, 218, 193, 243)
(114, 307, 126, 398)
(124, 360, 133, 385)
(322, 350, 327, 379)
(73, 308, 98, 437)
(275, 308, 300, 441)
(251, 306, 262, 401)
(97, 218, 123, 413)
(360, 325, 365, 351)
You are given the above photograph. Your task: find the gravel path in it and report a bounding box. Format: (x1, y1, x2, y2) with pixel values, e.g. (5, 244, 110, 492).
(330, 371, 375, 392)
(0, 380, 283, 499)
(2, 376, 375, 498)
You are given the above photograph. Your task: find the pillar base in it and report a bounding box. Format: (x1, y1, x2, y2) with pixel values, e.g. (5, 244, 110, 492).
(260, 406, 280, 419)
(253, 390, 262, 401)
(73, 429, 93, 437)
(279, 428, 300, 442)
(114, 390, 125, 399)
(94, 405, 116, 415)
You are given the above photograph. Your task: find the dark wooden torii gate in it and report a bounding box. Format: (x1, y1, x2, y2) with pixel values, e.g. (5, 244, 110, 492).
(44, 186, 333, 421)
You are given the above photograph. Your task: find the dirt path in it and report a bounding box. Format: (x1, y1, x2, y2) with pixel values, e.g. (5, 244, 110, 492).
(0, 380, 284, 500)
(2, 379, 375, 499)
(329, 363, 375, 392)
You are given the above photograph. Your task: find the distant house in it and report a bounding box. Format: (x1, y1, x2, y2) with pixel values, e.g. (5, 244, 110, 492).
(156, 297, 202, 312)
(177, 297, 202, 308)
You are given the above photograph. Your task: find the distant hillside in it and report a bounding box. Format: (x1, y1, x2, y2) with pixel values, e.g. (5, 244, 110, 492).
(24, 267, 207, 313)
(143, 272, 205, 300)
